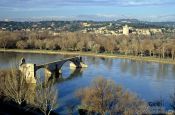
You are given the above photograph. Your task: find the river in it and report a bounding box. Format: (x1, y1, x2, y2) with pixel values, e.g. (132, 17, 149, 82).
(0, 52, 175, 114)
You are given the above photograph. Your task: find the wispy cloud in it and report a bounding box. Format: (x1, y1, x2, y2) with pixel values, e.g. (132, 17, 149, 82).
(0, 0, 175, 21)
(0, 0, 175, 9)
(121, 0, 175, 6)
(143, 14, 175, 22)
(5, 14, 175, 22)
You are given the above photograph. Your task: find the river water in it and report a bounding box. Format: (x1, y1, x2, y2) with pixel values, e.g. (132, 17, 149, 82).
(0, 52, 175, 114)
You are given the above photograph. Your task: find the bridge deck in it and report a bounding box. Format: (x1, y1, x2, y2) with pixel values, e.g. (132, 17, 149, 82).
(37, 56, 80, 67)
(35, 56, 81, 71)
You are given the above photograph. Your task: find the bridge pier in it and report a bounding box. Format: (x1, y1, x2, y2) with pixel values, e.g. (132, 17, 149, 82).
(19, 63, 36, 84)
(70, 62, 88, 68)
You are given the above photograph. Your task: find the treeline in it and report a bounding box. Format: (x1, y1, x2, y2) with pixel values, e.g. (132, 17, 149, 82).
(0, 21, 82, 31)
(0, 31, 175, 59)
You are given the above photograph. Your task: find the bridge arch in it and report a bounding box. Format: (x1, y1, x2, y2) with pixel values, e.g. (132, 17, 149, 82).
(35, 56, 83, 72)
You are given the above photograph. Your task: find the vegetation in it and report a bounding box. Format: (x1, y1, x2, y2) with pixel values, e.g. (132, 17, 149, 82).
(76, 77, 150, 115)
(0, 31, 175, 61)
(1, 69, 175, 114)
(0, 69, 34, 105)
(35, 79, 58, 115)
(0, 69, 58, 115)
(0, 20, 175, 31)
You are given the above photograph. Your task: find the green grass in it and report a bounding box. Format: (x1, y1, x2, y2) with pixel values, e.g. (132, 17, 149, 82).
(0, 48, 175, 65)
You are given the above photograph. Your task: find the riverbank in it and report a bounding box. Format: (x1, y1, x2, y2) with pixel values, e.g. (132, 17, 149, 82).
(0, 49, 175, 65)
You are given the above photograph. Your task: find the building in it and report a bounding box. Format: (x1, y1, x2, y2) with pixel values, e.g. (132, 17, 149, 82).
(136, 29, 151, 35)
(123, 25, 129, 35)
(81, 22, 91, 27)
(150, 29, 162, 34)
(122, 25, 162, 35)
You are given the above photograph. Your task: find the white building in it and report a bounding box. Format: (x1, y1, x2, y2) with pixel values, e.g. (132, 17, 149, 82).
(123, 25, 129, 35)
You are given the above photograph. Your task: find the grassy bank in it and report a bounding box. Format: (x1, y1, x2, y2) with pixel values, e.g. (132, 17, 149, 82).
(0, 48, 175, 65)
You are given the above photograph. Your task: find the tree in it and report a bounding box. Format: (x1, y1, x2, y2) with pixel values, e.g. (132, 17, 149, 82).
(27, 38, 35, 48)
(92, 43, 100, 53)
(105, 37, 115, 53)
(142, 39, 155, 56)
(120, 38, 131, 55)
(76, 41, 85, 51)
(16, 40, 28, 49)
(76, 77, 149, 115)
(45, 39, 57, 50)
(0, 33, 9, 50)
(35, 79, 58, 115)
(34, 39, 45, 49)
(169, 40, 175, 60)
(131, 38, 140, 56)
(2, 69, 33, 105)
(0, 67, 58, 115)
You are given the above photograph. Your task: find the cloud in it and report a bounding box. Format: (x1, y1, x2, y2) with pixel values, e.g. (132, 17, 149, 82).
(121, 0, 175, 6)
(74, 14, 175, 22)
(0, 0, 175, 9)
(143, 14, 175, 22)
(0, 0, 175, 21)
(6, 14, 175, 22)
(0, 0, 175, 13)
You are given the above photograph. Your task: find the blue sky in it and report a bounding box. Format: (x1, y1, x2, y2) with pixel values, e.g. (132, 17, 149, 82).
(0, 0, 175, 21)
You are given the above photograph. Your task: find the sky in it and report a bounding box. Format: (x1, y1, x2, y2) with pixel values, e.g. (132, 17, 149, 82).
(0, 0, 175, 22)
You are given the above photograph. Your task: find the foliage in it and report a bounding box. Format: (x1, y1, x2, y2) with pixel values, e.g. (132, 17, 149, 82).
(0, 69, 58, 115)
(0, 31, 175, 59)
(0, 69, 33, 105)
(76, 77, 149, 115)
(35, 79, 58, 115)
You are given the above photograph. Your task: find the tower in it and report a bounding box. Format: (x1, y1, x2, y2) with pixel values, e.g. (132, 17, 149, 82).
(123, 25, 129, 35)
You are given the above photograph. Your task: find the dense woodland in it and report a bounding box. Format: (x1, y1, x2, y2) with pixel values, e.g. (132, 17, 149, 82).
(0, 31, 175, 59)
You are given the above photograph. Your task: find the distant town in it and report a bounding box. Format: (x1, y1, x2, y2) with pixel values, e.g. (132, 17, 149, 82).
(0, 19, 175, 36)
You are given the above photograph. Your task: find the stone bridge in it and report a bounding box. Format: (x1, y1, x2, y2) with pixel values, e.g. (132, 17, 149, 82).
(19, 56, 87, 83)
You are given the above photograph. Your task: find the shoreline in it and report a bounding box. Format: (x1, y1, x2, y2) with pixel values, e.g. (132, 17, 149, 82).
(0, 49, 175, 65)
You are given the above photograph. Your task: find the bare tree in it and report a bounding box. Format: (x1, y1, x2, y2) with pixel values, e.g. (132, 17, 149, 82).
(16, 40, 28, 49)
(0, 30, 175, 59)
(76, 77, 149, 115)
(34, 79, 58, 115)
(0, 32, 9, 50)
(2, 69, 33, 105)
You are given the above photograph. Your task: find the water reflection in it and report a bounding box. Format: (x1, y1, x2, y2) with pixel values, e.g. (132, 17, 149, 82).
(101, 58, 113, 70)
(118, 59, 172, 80)
(36, 63, 86, 86)
(120, 59, 129, 73)
(48, 68, 85, 84)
